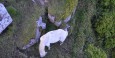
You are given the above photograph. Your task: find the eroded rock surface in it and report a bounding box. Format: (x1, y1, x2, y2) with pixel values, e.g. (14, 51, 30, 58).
(0, 0, 80, 58)
(0, 3, 12, 34)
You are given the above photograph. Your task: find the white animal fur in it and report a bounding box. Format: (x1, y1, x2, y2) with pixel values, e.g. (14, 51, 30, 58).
(39, 29, 68, 57)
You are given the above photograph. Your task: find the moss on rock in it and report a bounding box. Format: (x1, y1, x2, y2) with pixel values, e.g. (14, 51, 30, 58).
(48, 0, 78, 21)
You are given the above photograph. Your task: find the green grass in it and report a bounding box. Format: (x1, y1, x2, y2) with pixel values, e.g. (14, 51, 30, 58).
(6, 6, 18, 16)
(71, 0, 97, 58)
(0, 0, 42, 57)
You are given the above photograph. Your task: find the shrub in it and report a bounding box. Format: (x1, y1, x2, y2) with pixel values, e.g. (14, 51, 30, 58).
(95, 11, 115, 37)
(85, 44, 107, 58)
(105, 37, 115, 49)
(95, 11, 115, 49)
(95, 0, 115, 49)
(96, 0, 115, 16)
(99, 0, 115, 8)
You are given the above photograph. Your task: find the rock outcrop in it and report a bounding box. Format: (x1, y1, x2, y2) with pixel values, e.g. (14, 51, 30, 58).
(0, 3, 12, 34)
(0, 0, 80, 58)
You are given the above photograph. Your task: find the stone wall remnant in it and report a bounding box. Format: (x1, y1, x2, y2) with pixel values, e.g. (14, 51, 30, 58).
(0, 3, 13, 34)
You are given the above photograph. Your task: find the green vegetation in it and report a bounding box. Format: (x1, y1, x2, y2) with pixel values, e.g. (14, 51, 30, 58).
(100, 0, 115, 7)
(71, 0, 96, 58)
(59, 0, 78, 20)
(95, 11, 115, 49)
(0, 0, 79, 58)
(112, 48, 115, 58)
(85, 44, 107, 58)
(48, 0, 78, 21)
(95, 12, 115, 38)
(0, 0, 41, 57)
(6, 6, 18, 16)
(94, 0, 115, 58)
(0, 0, 114, 58)
(95, 0, 115, 49)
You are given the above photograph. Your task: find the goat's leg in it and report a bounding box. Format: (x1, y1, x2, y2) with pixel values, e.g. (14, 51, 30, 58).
(59, 41, 63, 45)
(46, 43, 50, 50)
(63, 24, 70, 31)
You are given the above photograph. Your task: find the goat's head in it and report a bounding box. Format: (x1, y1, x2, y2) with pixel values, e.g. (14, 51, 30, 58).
(40, 51, 47, 58)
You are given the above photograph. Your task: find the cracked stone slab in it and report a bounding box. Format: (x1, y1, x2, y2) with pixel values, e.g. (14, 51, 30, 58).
(0, 3, 13, 34)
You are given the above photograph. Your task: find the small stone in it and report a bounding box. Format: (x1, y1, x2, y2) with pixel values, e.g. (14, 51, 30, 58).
(64, 15, 71, 23)
(36, 16, 46, 29)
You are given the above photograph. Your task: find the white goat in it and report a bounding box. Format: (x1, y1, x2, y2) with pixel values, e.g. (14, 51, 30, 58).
(39, 29, 68, 57)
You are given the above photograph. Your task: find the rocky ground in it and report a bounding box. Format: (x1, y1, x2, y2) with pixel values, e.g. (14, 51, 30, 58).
(0, 0, 114, 58)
